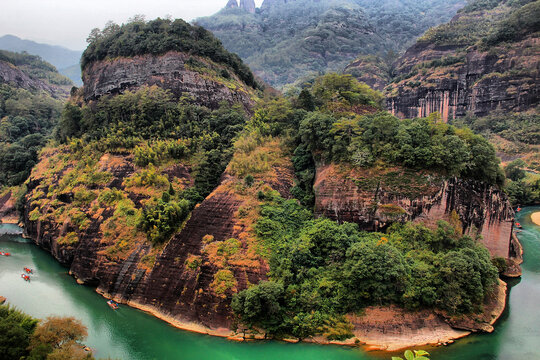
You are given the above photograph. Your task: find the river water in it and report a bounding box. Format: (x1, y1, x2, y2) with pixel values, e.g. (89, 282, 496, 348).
(0, 207, 538, 360)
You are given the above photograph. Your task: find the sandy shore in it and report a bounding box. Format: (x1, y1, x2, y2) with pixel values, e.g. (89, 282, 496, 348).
(531, 212, 540, 226)
(94, 283, 505, 353)
(0, 217, 19, 224)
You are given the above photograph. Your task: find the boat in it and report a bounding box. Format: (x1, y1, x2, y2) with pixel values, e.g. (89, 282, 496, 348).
(21, 274, 30, 281)
(107, 300, 119, 310)
(0, 251, 10, 256)
(517, 207, 522, 212)
(23, 267, 33, 274)
(516, 222, 522, 229)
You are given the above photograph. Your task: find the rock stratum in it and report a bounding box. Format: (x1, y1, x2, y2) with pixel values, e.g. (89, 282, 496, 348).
(0, 60, 66, 98)
(82, 51, 255, 111)
(20, 10, 521, 349)
(314, 164, 518, 262)
(24, 148, 295, 331)
(384, 1, 539, 121)
(387, 36, 539, 121)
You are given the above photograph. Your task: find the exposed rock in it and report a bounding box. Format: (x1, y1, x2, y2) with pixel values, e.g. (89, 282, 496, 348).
(0, 296, 5, 304)
(504, 233, 523, 278)
(0, 60, 61, 97)
(0, 191, 18, 224)
(343, 279, 507, 351)
(347, 305, 470, 352)
(240, 0, 256, 13)
(226, 0, 239, 8)
(386, 36, 539, 122)
(24, 150, 295, 331)
(442, 279, 507, 333)
(344, 56, 390, 92)
(82, 51, 255, 111)
(314, 164, 515, 259)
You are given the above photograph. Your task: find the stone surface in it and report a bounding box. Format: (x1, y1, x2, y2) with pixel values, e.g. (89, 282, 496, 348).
(82, 51, 255, 111)
(314, 164, 515, 259)
(240, 0, 256, 13)
(386, 36, 539, 121)
(24, 152, 294, 330)
(0, 60, 63, 97)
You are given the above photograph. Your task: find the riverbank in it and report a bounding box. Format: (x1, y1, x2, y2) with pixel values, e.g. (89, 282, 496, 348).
(531, 212, 540, 226)
(98, 279, 507, 353)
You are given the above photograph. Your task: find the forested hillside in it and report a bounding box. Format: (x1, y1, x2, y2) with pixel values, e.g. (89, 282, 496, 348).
(0, 50, 65, 189)
(374, 0, 540, 205)
(0, 34, 82, 85)
(196, 0, 466, 88)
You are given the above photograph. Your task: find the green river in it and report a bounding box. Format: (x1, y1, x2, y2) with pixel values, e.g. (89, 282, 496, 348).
(1, 207, 539, 360)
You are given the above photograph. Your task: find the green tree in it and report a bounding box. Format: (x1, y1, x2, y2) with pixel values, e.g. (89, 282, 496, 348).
(231, 281, 287, 334)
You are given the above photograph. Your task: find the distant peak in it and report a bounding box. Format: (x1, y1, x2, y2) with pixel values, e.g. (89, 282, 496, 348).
(240, 0, 256, 13)
(225, 0, 238, 8)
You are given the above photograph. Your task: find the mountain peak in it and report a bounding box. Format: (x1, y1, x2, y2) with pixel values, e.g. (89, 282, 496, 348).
(225, 0, 238, 8)
(240, 0, 256, 13)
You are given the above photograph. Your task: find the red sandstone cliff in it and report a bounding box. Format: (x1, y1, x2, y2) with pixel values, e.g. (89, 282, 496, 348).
(82, 51, 256, 111)
(314, 164, 516, 260)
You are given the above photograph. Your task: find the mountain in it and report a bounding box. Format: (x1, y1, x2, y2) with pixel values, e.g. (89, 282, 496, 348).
(196, 0, 467, 88)
(0, 34, 82, 85)
(378, 0, 539, 192)
(0, 50, 65, 189)
(385, 0, 539, 122)
(340, 0, 539, 204)
(16, 15, 520, 350)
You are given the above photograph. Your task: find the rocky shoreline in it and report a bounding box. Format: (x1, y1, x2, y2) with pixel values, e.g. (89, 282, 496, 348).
(96, 276, 508, 353)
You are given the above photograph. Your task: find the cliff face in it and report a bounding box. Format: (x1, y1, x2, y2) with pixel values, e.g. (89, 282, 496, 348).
(25, 153, 293, 331)
(24, 146, 295, 330)
(82, 51, 255, 110)
(314, 164, 515, 259)
(0, 60, 60, 96)
(384, 0, 540, 123)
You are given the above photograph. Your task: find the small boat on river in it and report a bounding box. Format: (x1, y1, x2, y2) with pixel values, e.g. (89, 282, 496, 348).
(0, 251, 10, 256)
(107, 300, 119, 310)
(21, 274, 30, 281)
(23, 267, 33, 274)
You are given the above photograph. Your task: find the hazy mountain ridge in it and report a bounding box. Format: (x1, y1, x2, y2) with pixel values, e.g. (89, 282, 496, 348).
(196, 0, 466, 88)
(0, 34, 82, 85)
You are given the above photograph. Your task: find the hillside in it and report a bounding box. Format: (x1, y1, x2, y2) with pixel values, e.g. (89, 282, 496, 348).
(0, 34, 82, 85)
(22, 14, 516, 345)
(0, 50, 66, 222)
(196, 0, 466, 88)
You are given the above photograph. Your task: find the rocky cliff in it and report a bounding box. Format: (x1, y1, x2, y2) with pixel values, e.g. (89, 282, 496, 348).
(385, 1, 540, 121)
(387, 36, 539, 121)
(24, 146, 295, 330)
(314, 164, 516, 260)
(0, 60, 61, 97)
(82, 51, 255, 110)
(197, 0, 465, 88)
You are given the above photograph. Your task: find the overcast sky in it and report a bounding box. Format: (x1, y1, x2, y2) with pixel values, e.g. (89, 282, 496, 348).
(0, 0, 264, 51)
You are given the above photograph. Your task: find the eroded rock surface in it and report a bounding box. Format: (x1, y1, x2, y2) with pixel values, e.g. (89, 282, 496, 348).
(82, 51, 255, 111)
(314, 164, 515, 259)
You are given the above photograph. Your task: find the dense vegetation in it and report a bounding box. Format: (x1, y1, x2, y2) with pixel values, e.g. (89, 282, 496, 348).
(451, 112, 540, 205)
(226, 73, 503, 337)
(0, 83, 62, 187)
(197, 0, 466, 87)
(232, 193, 498, 338)
(418, 0, 539, 47)
(43, 85, 247, 246)
(291, 74, 503, 187)
(0, 304, 93, 359)
(81, 17, 258, 89)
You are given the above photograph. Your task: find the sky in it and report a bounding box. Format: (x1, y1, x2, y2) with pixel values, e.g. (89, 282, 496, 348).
(0, 0, 264, 51)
